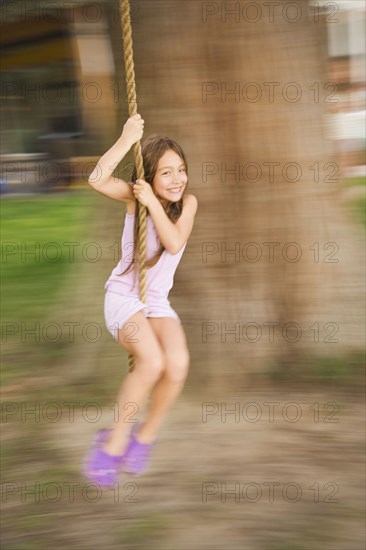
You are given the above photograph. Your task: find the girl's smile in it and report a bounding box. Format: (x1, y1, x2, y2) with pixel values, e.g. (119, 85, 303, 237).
(152, 149, 188, 206)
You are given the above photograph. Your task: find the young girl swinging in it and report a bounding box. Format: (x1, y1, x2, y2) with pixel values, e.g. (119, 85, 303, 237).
(84, 113, 198, 486)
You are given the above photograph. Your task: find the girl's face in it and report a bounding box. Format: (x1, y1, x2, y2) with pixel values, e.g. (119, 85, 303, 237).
(152, 149, 188, 206)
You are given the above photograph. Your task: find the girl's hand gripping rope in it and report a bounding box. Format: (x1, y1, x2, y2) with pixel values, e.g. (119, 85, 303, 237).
(132, 179, 157, 208)
(121, 113, 145, 148)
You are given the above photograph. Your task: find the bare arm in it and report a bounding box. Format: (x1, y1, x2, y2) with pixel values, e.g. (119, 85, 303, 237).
(88, 114, 144, 203)
(147, 194, 198, 254)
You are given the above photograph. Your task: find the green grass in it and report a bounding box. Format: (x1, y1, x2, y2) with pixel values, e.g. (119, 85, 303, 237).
(1, 190, 96, 323)
(351, 196, 366, 226)
(342, 176, 365, 227)
(267, 350, 365, 387)
(342, 176, 365, 187)
(0, 190, 97, 382)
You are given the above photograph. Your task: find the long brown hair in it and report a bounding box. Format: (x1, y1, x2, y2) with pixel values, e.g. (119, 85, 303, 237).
(116, 135, 188, 285)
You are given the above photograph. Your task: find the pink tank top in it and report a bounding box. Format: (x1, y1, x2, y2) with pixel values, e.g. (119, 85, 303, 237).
(104, 213, 187, 299)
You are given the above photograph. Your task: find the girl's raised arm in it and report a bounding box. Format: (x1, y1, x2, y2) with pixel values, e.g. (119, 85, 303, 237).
(88, 114, 144, 203)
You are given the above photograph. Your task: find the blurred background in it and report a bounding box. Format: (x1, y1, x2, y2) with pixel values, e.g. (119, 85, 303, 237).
(1, 1, 365, 549)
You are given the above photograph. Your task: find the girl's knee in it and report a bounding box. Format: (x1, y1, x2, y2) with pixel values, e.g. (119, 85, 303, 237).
(134, 353, 165, 383)
(165, 352, 190, 383)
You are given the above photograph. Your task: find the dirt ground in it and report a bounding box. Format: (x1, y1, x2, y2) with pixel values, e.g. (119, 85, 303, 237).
(2, 183, 364, 548)
(1, 386, 364, 550)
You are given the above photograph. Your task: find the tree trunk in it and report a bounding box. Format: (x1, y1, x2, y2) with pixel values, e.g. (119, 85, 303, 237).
(107, 0, 364, 389)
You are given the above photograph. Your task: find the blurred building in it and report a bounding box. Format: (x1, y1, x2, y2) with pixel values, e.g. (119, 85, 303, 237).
(1, 0, 365, 193)
(0, 1, 118, 192)
(321, 0, 366, 174)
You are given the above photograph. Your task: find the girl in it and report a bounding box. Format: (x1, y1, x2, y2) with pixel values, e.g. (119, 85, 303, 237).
(84, 113, 198, 486)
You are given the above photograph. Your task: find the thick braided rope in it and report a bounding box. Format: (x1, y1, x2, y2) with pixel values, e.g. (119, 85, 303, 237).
(120, 0, 147, 372)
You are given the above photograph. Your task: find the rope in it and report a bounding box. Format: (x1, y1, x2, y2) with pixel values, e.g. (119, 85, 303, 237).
(120, 0, 147, 372)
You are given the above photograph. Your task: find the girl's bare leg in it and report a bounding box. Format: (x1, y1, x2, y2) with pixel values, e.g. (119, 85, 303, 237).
(136, 317, 190, 444)
(103, 311, 166, 456)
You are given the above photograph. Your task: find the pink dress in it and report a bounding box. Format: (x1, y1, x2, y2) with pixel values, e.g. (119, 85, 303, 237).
(104, 212, 187, 340)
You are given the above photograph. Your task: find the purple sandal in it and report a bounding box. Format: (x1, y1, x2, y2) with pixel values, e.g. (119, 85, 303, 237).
(83, 429, 125, 487)
(121, 423, 157, 476)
